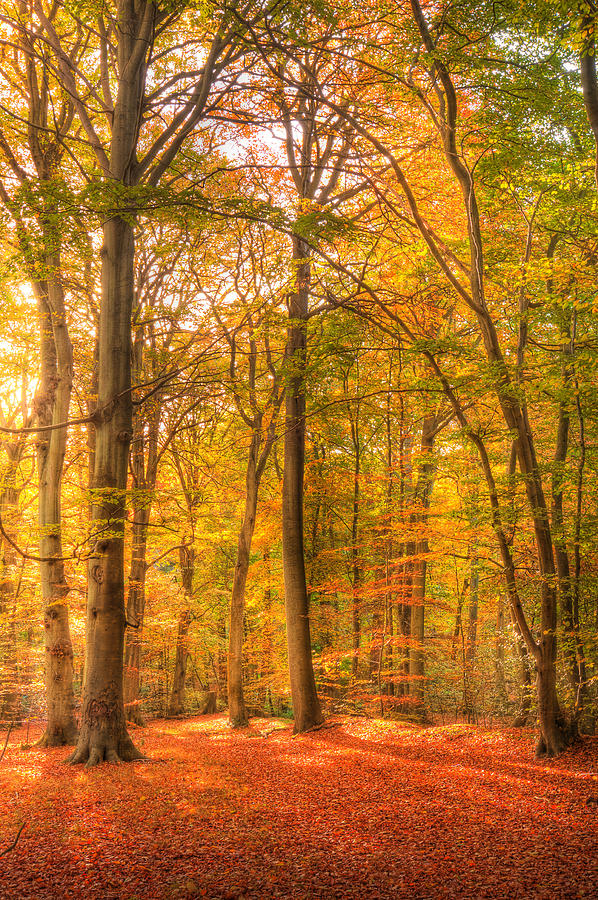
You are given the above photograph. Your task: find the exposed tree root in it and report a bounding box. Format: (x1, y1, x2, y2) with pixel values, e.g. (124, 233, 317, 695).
(292, 720, 337, 738)
(67, 732, 147, 768)
(36, 726, 77, 748)
(535, 717, 577, 759)
(228, 715, 250, 729)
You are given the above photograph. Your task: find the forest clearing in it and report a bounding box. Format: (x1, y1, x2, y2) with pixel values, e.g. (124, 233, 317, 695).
(1, 715, 597, 899)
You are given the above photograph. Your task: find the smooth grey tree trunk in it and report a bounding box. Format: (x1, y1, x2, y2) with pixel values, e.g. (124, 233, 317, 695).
(123, 509, 150, 725)
(0, 437, 25, 724)
(34, 269, 77, 746)
(123, 363, 160, 724)
(69, 215, 143, 766)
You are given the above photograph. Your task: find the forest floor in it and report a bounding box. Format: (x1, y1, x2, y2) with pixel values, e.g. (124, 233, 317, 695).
(0, 715, 596, 899)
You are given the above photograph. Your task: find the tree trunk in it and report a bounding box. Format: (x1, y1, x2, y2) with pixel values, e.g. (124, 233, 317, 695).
(350, 410, 361, 678)
(535, 658, 571, 757)
(282, 236, 323, 733)
(67, 0, 157, 763)
(396, 578, 410, 698)
(123, 509, 150, 725)
(493, 593, 508, 711)
(407, 413, 437, 716)
(383, 376, 395, 695)
(512, 631, 533, 728)
(168, 607, 192, 717)
(35, 272, 77, 746)
(462, 556, 479, 722)
(370, 607, 384, 680)
(408, 554, 427, 713)
(450, 577, 468, 661)
(260, 551, 276, 712)
(123, 321, 160, 724)
(466, 559, 479, 666)
(408, 0, 571, 753)
(228, 437, 260, 727)
(68, 216, 142, 766)
(396, 429, 412, 698)
(552, 350, 587, 716)
(0, 444, 23, 725)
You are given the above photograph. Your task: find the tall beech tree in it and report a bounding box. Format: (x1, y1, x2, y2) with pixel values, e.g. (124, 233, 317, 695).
(209, 227, 284, 728)
(303, 0, 586, 753)
(274, 49, 357, 732)
(406, 410, 444, 715)
(34, 0, 255, 765)
(0, 7, 78, 745)
(0, 393, 32, 724)
(405, 0, 575, 755)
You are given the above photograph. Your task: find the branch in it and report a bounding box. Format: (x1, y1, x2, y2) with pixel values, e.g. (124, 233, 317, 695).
(580, 7, 598, 187)
(0, 723, 12, 763)
(0, 510, 74, 563)
(0, 822, 26, 857)
(34, 2, 110, 174)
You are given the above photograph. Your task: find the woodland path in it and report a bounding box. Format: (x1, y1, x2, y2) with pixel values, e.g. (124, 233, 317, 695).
(0, 715, 596, 899)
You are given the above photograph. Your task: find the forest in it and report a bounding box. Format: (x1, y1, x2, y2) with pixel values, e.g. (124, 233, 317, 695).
(0, 0, 597, 897)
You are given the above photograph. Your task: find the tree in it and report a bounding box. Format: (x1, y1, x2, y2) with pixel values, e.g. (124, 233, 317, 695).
(208, 224, 284, 728)
(273, 46, 358, 732)
(0, 4, 78, 745)
(35, 0, 256, 765)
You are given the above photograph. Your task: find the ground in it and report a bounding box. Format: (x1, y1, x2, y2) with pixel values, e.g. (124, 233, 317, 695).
(0, 715, 596, 899)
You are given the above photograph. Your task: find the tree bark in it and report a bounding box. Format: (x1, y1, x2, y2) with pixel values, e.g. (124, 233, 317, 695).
(407, 414, 437, 716)
(65, 0, 159, 765)
(34, 269, 77, 746)
(450, 577, 468, 662)
(123, 347, 160, 725)
(0, 439, 25, 725)
(493, 593, 508, 711)
(0, 16, 78, 744)
(282, 237, 323, 733)
(512, 618, 533, 727)
(551, 340, 586, 717)
(69, 216, 142, 766)
(462, 556, 479, 722)
(228, 437, 260, 727)
(168, 610, 192, 717)
(349, 385, 361, 679)
(167, 546, 195, 717)
(123, 508, 150, 725)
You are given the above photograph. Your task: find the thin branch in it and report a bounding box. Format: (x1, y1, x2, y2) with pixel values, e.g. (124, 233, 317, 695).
(0, 822, 26, 857)
(0, 723, 13, 763)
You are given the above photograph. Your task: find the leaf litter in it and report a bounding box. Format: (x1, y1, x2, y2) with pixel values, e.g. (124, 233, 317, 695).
(0, 715, 596, 899)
